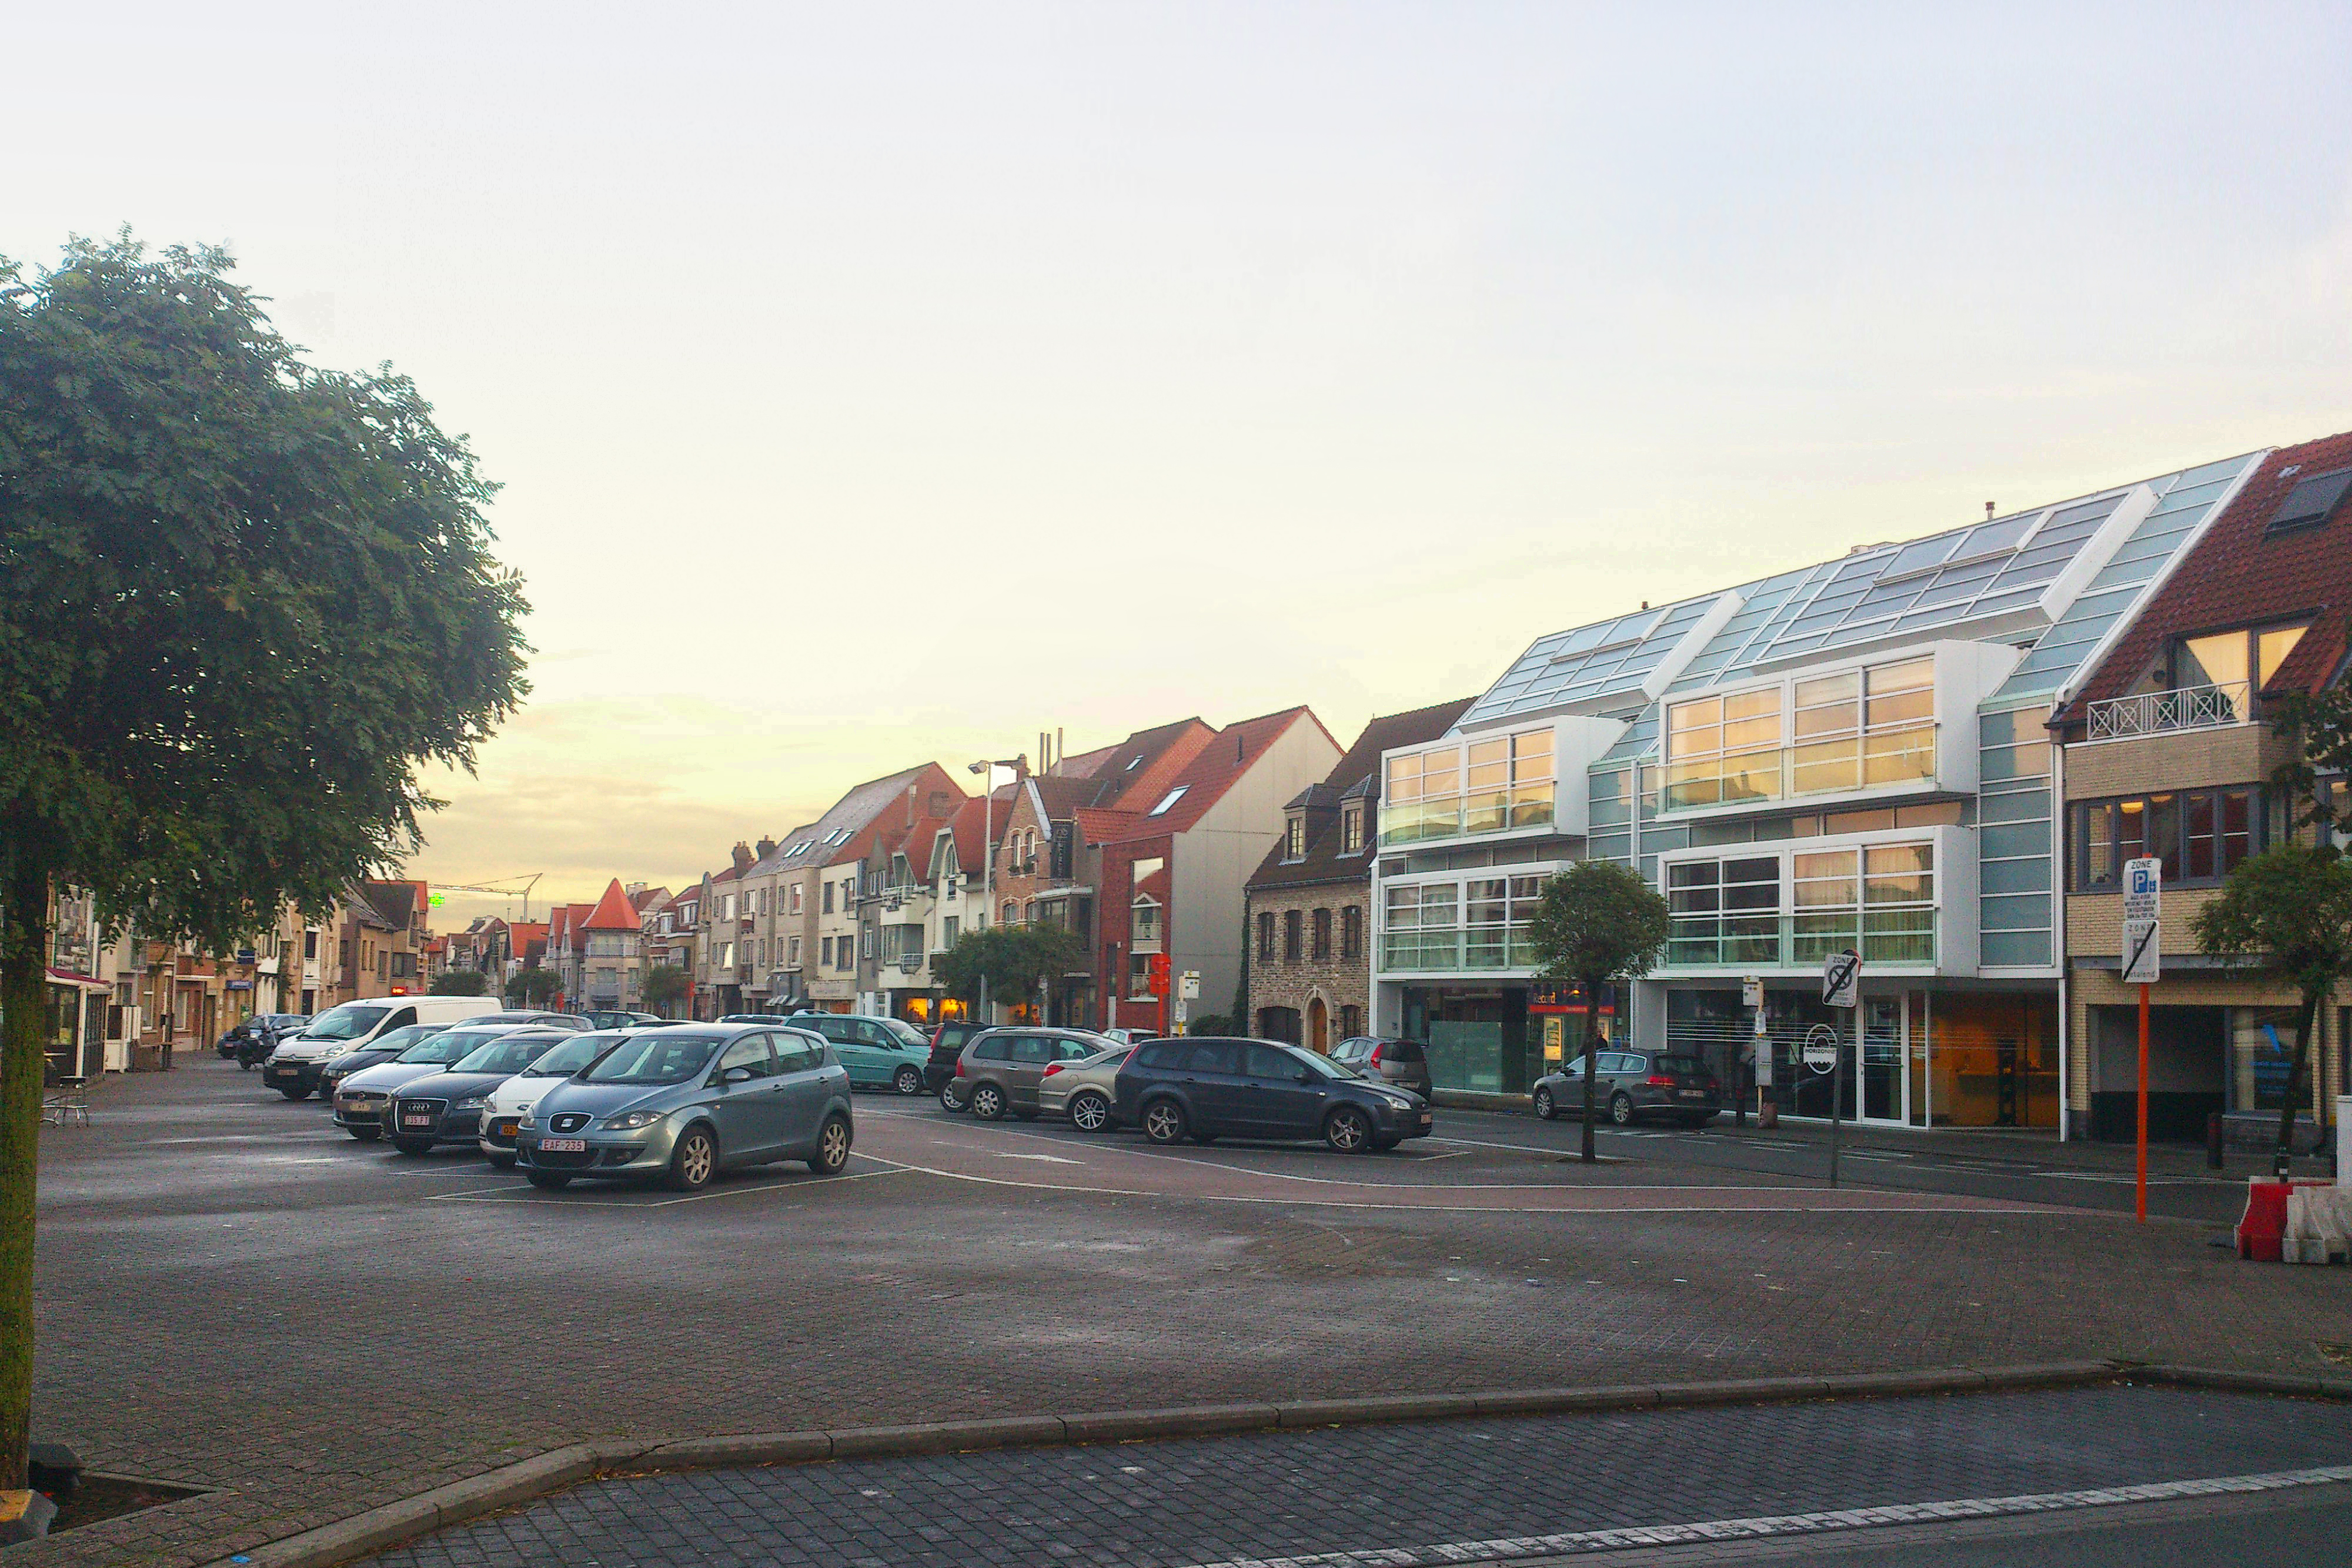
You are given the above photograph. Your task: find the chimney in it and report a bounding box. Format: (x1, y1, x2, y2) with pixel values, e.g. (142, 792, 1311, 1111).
(731, 841, 754, 873)
(1985, 502, 1996, 520)
(755, 836, 777, 860)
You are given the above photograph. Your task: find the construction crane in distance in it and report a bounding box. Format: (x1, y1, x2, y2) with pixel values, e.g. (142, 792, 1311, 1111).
(424, 874, 546, 924)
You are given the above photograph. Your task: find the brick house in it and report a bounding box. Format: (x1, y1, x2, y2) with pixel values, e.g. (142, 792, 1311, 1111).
(2052, 427, 2352, 1147)
(1244, 698, 1475, 1051)
(1083, 707, 1343, 1037)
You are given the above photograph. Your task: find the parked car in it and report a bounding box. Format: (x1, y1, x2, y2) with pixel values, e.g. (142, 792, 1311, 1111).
(1329, 1036, 1435, 1101)
(925, 1018, 990, 1107)
(583, 1010, 665, 1030)
(477, 1031, 625, 1168)
(795, 1013, 931, 1095)
(516, 1022, 853, 1192)
(467, 1010, 594, 1028)
(1035, 1044, 1132, 1132)
(330, 1022, 539, 1140)
(956, 1028, 1111, 1121)
(1531, 1049, 1720, 1126)
(1114, 1037, 1433, 1153)
(263, 995, 507, 1100)
(1097, 1028, 1163, 1048)
(318, 1023, 450, 1098)
(720, 1013, 800, 1024)
(385, 1029, 577, 1155)
(219, 1014, 307, 1059)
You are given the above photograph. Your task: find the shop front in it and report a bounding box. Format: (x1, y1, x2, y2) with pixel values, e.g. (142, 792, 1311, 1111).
(1396, 984, 1534, 1095)
(1662, 982, 2060, 1128)
(44, 972, 108, 1079)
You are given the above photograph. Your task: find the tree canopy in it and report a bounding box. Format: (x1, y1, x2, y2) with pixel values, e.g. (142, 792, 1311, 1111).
(430, 969, 489, 996)
(642, 963, 690, 1015)
(505, 964, 561, 1006)
(933, 923, 1088, 1009)
(1524, 858, 1673, 1162)
(0, 233, 530, 1486)
(2192, 842, 2352, 1161)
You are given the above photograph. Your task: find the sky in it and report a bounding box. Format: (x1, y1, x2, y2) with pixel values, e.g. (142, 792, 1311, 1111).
(9, 2, 2351, 930)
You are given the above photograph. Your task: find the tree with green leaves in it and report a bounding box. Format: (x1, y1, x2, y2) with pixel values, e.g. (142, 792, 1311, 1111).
(1524, 859, 1673, 1162)
(0, 234, 528, 1487)
(430, 968, 489, 996)
(505, 962, 561, 1007)
(642, 963, 690, 1017)
(2192, 844, 2352, 1168)
(933, 923, 1087, 1015)
(2266, 684, 2352, 840)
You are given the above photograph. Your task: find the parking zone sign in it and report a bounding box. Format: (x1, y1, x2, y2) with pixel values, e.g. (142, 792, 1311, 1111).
(2122, 857, 2161, 985)
(1822, 948, 1860, 1009)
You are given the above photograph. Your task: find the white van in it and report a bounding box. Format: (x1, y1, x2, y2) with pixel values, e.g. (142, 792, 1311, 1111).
(262, 995, 505, 1101)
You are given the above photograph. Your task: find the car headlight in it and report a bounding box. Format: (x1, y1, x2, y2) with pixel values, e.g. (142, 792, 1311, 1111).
(517, 1115, 536, 1131)
(317, 1045, 345, 1059)
(1380, 1092, 1416, 1109)
(455, 1096, 487, 1112)
(602, 1109, 667, 1131)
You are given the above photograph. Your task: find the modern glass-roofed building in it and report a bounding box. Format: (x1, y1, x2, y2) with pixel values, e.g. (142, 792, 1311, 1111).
(1371, 447, 2267, 1129)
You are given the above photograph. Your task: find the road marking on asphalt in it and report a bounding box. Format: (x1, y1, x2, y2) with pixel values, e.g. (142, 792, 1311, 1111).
(423, 1163, 911, 1206)
(1170, 1465, 2352, 1567)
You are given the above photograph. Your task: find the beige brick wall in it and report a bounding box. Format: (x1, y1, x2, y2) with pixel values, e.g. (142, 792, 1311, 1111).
(2066, 966, 2346, 1112)
(2063, 725, 2290, 801)
(1244, 882, 1372, 1045)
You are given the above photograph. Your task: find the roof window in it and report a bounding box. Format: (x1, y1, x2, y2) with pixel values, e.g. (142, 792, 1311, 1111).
(2266, 467, 2351, 537)
(1148, 787, 1188, 816)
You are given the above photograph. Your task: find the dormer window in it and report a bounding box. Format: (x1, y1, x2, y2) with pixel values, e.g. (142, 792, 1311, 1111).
(1148, 787, 1188, 817)
(1284, 814, 1305, 861)
(1341, 803, 1365, 855)
(2169, 621, 2309, 706)
(2267, 467, 2351, 538)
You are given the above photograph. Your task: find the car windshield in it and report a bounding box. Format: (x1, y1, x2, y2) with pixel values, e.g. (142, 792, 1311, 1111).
(397, 1032, 488, 1065)
(525, 1034, 620, 1075)
(584, 1033, 724, 1085)
(1298, 1051, 1359, 1080)
(883, 1020, 926, 1047)
(453, 1038, 557, 1075)
(363, 1025, 442, 1055)
(299, 1004, 393, 1041)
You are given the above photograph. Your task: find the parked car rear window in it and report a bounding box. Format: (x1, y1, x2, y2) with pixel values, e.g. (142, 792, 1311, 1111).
(1652, 1054, 1708, 1076)
(1182, 1041, 1242, 1074)
(584, 1034, 724, 1085)
(974, 1035, 1013, 1061)
(1134, 1041, 1182, 1069)
(1381, 1040, 1426, 1063)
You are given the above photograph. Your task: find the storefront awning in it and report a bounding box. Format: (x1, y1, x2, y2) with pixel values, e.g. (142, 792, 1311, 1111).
(45, 968, 109, 991)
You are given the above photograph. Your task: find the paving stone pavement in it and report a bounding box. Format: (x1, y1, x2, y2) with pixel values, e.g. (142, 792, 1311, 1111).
(19, 1061, 2351, 1568)
(359, 1387, 2352, 1568)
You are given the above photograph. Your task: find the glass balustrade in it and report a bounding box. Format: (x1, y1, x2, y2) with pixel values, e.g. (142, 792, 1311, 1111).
(1663, 910, 1937, 968)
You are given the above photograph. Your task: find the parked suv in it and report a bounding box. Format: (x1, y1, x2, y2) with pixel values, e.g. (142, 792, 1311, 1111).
(957, 1028, 1108, 1121)
(516, 1023, 854, 1192)
(385, 1029, 575, 1155)
(926, 1018, 989, 1108)
(1329, 1037, 1434, 1101)
(1114, 1037, 1433, 1153)
(796, 1013, 931, 1095)
(1532, 1049, 1720, 1126)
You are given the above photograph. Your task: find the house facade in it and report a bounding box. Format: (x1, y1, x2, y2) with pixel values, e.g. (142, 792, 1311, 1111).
(1372, 447, 2271, 1121)
(2052, 429, 2352, 1148)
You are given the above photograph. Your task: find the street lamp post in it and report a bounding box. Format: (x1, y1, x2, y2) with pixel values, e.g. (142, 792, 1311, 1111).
(967, 755, 1024, 1025)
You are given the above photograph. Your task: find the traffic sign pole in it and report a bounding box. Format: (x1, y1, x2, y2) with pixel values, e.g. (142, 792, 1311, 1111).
(1820, 950, 1862, 1189)
(2137, 980, 2149, 1224)
(2122, 856, 2160, 1225)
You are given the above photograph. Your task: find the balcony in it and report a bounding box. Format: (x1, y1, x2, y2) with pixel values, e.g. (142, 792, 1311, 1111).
(1663, 910, 1937, 971)
(1658, 724, 1936, 816)
(1379, 924, 1539, 974)
(2086, 682, 2249, 741)
(1379, 784, 1555, 847)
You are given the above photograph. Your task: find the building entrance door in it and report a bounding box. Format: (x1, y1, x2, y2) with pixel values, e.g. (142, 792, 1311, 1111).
(1309, 998, 1328, 1054)
(1857, 995, 1907, 1125)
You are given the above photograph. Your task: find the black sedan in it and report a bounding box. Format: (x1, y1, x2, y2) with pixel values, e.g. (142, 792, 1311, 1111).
(383, 1029, 574, 1155)
(1112, 1037, 1432, 1153)
(316, 1024, 447, 1099)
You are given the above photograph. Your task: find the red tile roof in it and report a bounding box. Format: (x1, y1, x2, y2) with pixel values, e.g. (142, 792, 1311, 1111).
(2064, 429, 2352, 723)
(583, 879, 642, 932)
(1095, 707, 1332, 838)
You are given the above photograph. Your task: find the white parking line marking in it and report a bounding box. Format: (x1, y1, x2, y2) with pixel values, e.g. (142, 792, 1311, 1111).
(424, 1164, 910, 1205)
(1171, 1465, 2352, 1567)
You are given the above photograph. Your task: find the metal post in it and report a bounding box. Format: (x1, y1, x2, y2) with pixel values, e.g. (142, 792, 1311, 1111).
(979, 778, 991, 1027)
(1829, 1002, 1849, 1190)
(2137, 979, 2149, 1223)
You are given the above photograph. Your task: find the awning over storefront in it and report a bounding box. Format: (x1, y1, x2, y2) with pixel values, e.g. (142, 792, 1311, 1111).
(45, 968, 109, 992)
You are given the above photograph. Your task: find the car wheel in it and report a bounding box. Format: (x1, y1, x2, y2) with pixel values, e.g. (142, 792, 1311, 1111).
(487, 1153, 516, 1169)
(1324, 1105, 1374, 1154)
(1141, 1098, 1188, 1145)
(278, 1086, 310, 1102)
(667, 1125, 719, 1192)
(1609, 1092, 1634, 1126)
(1068, 1091, 1112, 1134)
(970, 1082, 1007, 1121)
(347, 1126, 381, 1142)
(390, 1138, 433, 1156)
(808, 1115, 852, 1175)
(939, 1081, 968, 1112)
(1532, 1086, 1556, 1121)
(892, 1065, 923, 1096)
(526, 1171, 571, 1189)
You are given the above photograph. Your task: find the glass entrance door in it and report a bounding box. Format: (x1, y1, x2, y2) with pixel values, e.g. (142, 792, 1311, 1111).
(1858, 995, 1907, 1124)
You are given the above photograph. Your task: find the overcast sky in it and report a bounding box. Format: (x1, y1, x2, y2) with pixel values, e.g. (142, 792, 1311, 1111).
(10, 2, 2350, 928)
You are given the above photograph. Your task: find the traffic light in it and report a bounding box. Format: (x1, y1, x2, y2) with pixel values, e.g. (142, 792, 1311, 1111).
(1147, 953, 1170, 998)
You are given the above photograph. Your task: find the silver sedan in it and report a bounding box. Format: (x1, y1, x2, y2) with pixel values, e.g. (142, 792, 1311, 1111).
(1035, 1045, 1132, 1133)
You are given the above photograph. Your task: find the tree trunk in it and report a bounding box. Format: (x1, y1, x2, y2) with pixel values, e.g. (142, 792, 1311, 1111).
(1579, 981, 1601, 1164)
(2274, 987, 2323, 1166)
(0, 838, 51, 1488)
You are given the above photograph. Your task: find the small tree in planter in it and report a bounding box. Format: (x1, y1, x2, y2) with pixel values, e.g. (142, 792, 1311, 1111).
(430, 969, 488, 996)
(2191, 844, 2352, 1171)
(505, 962, 561, 1008)
(642, 964, 690, 1017)
(1524, 860, 1672, 1164)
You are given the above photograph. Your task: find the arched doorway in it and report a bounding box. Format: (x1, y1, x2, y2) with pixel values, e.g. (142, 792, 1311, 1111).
(1309, 997, 1329, 1054)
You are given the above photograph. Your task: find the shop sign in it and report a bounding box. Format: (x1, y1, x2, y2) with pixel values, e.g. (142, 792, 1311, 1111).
(1529, 979, 1614, 1016)
(1802, 1024, 1840, 1074)
(2121, 857, 2160, 985)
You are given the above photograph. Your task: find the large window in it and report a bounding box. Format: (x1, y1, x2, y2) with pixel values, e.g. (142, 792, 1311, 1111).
(2171, 622, 2308, 708)
(1257, 911, 1276, 960)
(1311, 908, 1332, 961)
(2076, 789, 2263, 890)
(1131, 900, 1161, 947)
(1340, 905, 1364, 962)
(1668, 855, 1779, 965)
(1662, 657, 1936, 811)
(1380, 877, 1545, 971)
(1666, 842, 1935, 965)
(1282, 910, 1302, 962)
(1381, 730, 1553, 845)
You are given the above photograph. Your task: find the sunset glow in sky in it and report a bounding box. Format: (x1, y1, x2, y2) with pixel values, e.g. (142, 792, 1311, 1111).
(11, 2, 2351, 927)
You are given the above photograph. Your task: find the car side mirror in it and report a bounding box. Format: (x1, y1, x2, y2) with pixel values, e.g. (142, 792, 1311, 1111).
(1295, 1069, 1314, 1084)
(722, 1066, 757, 1085)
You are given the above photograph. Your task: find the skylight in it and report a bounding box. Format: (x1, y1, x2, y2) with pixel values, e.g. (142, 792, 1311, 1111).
(1148, 787, 1188, 816)
(2267, 467, 2351, 537)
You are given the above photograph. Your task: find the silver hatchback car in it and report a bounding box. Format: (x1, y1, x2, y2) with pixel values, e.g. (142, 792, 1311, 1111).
(515, 1023, 853, 1192)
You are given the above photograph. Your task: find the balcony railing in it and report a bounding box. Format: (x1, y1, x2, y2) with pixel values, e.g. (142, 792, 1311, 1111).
(1379, 924, 1539, 973)
(1664, 910, 1937, 969)
(1658, 724, 1936, 815)
(1379, 784, 1556, 847)
(2086, 682, 2250, 741)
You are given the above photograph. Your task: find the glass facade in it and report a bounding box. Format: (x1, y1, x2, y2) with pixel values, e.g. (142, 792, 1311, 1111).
(1382, 730, 1555, 845)
(1661, 658, 1935, 813)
